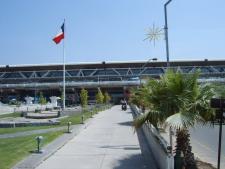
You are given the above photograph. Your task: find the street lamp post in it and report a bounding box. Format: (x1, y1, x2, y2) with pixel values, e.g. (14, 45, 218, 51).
(164, 0, 172, 67)
(210, 98, 225, 169)
(139, 58, 157, 85)
(139, 57, 157, 73)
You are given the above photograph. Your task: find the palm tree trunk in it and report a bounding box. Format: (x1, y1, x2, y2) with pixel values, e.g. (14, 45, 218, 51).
(175, 129, 197, 169)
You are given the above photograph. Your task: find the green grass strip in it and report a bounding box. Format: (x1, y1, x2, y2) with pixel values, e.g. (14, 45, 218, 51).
(0, 125, 55, 135)
(0, 112, 21, 119)
(0, 130, 64, 169)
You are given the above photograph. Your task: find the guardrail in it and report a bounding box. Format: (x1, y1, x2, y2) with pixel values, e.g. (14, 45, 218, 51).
(0, 80, 141, 89)
(130, 104, 174, 169)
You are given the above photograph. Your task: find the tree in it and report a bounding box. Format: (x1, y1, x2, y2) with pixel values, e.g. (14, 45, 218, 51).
(96, 88, 104, 104)
(39, 92, 47, 105)
(103, 91, 111, 104)
(129, 86, 149, 112)
(132, 70, 214, 168)
(80, 88, 88, 109)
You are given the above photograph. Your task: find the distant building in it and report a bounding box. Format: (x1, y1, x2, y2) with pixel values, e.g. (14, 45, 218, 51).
(0, 60, 225, 104)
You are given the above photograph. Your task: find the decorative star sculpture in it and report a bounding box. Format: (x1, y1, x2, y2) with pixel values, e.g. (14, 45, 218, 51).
(144, 24, 164, 46)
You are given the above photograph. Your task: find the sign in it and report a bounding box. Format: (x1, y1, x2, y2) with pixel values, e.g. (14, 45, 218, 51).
(210, 99, 225, 124)
(210, 98, 225, 108)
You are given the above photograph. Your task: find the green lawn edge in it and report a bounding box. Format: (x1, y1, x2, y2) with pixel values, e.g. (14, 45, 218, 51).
(0, 130, 64, 169)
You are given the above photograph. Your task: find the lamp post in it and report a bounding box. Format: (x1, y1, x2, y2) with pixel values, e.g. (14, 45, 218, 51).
(35, 136, 43, 153)
(139, 58, 157, 74)
(81, 114, 84, 124)
(102, 61, 106, 75)
(67, 121, 72, 133)
(210, 98, 225, 169)
(164, 0, 172, 67)
(139, 58, 157, 85)
(102, 61, 106, 81)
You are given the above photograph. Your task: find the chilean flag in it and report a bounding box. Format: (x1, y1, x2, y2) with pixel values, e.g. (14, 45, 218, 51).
(53, 23, 64, 44)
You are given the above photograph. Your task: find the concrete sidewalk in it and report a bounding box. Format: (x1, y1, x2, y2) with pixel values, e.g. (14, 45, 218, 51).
(35, 105, 156, 169)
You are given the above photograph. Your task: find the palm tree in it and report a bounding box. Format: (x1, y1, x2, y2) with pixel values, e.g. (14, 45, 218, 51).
(132, 70, 214, 168)
(129, 86, 149, 113)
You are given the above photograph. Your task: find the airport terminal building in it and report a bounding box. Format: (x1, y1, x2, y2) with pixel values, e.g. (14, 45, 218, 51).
(0, 60, 225, 104)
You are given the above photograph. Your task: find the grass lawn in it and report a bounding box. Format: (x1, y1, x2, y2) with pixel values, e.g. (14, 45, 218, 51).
(0, 125, 56, 135)
(60, 108, 97, 125)
(0, 112, 21, 119)
(0, 130, 64, 169)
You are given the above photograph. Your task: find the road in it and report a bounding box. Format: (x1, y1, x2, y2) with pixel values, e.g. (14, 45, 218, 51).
(190, 124, 225, 168)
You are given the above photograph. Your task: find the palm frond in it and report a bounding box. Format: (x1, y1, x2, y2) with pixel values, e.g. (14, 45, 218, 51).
(134, 110, 165, 129)
(165, 112, 204, 129)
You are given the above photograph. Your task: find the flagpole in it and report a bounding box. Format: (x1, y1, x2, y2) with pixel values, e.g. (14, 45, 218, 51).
(63, 19, 66, 110)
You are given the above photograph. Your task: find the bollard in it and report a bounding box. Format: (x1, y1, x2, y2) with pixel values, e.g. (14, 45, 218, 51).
(167, 145, 172, 154)
(27, 107, 29, 112)
(57, 111, 61, 117)
(35, 136, 43, 153)
(174, 150, 184, 169)
(81, 115, 84, 124)
(67, 121, 72, 133)
(91, 111, 93, 118)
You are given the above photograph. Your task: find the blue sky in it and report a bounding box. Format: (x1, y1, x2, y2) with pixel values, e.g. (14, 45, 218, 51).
(0, 0, 225, 65)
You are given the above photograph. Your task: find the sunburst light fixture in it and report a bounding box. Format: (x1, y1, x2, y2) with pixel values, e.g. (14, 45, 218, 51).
(144, 24, 164, 46)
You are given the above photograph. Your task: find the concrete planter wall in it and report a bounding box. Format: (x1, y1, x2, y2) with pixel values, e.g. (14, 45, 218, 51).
(130, 104, 174, 169)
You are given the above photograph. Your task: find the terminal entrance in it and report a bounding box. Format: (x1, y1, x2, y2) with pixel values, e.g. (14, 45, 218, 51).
(0, 87, 127, 105)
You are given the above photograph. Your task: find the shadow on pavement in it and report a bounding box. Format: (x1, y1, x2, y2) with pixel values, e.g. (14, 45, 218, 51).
(113, 154, 151, 169)
(99, 145, 140, 150)
(135, 125, 159, 169)
(117, 121, 133, 126)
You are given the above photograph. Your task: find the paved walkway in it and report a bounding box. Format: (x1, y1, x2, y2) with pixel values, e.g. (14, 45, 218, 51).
(35, 106, 154, 169)
(13, 124, 85, 169)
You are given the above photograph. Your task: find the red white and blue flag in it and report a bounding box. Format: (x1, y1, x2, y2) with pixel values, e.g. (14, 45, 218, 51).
(53, 23, 64, 44)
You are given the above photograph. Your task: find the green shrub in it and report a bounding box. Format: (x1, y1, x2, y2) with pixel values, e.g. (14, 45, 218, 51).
(103, 91, 111, 104)
(80, 88, 88, 108)
(96, 88, 104, 104)
(39, 92, 47, 105)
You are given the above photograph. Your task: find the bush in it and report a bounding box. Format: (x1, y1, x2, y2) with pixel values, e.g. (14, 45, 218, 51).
(39, 92, 47, 105)
(103, 91, 111, 104)
(80, 88, 88, 108)
(21, 112, 27, 117)
(96, 88, 104, 104)
(35, 109, 41, 113)
(57, 111, 61, 117)
(45, 107, 52, 111)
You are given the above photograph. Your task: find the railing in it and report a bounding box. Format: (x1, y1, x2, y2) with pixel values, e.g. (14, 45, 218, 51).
(1, 65, 225, 89)
(0, 78, 141, 89)
(1, 65, 225, 80)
